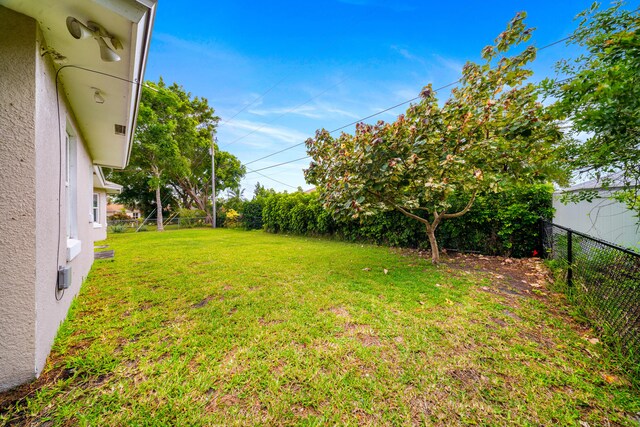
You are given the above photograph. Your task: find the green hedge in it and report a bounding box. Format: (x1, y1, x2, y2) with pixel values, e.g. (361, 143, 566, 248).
(247, 184, 553, 257)
(262, 192, 334, 235)
(242, 198, 265, 230)
(436, 184, 554, 257)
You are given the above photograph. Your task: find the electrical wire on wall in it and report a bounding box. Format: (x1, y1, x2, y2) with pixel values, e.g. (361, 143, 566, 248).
(54, 65, 65, 301)
(51, 63, 162, 300)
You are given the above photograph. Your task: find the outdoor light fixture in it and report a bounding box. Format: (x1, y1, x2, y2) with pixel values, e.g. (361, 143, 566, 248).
(65, 16, 123, 62)
(92, 88, 105, 104)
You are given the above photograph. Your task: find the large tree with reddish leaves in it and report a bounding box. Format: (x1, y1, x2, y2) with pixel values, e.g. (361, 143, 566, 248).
(305, 13, 567, 263)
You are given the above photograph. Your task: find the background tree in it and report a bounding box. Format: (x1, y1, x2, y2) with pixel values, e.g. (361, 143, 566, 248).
(129, 80, 185, 231)
(220, 187, 246, 213)
(543, 1, 639, 214)
(305, 13, 566, 263)
(164, 87, 245, 221)
(106, 166, 176, 218)
(253, 182, 276, 199)
(109, 79, 245, 227)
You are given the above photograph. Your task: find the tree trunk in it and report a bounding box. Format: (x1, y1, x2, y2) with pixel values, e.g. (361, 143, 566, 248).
(155, 184, 164, 232)
(426, 225, 440, 264)
(195, 193, 213, 225)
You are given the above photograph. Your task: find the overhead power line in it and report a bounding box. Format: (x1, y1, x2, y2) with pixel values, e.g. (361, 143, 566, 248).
(218, 75, 289, 126)
(243, 81, 460, 174)
(220, 73, 353, 149)
(249, 169, 298, 189)
(243, 81, 459, 166)
(242, 34, 575, 175)
(246, 156, 311, 174)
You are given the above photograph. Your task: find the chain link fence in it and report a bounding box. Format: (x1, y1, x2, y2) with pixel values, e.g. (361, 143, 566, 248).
(107, 217, 211, 233)
(541, 220, 640, 370)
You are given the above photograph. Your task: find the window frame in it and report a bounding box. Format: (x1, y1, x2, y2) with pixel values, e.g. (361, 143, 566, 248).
(65, 131, 78, 239)
(92, 193, 100, 224)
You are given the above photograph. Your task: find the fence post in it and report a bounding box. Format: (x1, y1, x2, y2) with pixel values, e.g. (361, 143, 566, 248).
(567, 230, 573, 288)
(538, 219, 545, 258)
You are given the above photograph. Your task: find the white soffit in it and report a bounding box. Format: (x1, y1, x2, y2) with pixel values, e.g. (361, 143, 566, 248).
(0, 0, 156, 169)
(93, 166, 123, 193)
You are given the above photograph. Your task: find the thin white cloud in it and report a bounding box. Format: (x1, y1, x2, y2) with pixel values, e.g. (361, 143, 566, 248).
(222, 119, 309, 145)
(248, 102, 360, 120)
(433, 54, 465, 75)
(393, 87, 419, 101)
(248, 105, 321, 119)
(152, 32, 248, 64)
(390, 45, 425, 65)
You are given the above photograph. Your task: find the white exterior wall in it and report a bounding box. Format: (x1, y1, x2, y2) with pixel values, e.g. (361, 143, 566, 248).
(1, 7, 100, 391)
(0, 6, 38, 392)
(553, 192, 640, 250)
(93, 190, 108, 241)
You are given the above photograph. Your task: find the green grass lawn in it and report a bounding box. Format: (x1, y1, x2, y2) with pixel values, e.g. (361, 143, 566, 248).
(2, 229, 639, 426)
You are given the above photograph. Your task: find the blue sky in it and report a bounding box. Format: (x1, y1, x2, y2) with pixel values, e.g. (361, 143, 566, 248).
(144, 0, 598, 195)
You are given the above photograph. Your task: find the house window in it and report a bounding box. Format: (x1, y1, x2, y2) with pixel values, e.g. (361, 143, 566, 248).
(65, 131, 77, 239)
(132, 212, 140, 219)
(65, 129, 81, 261)
(92, 193, 99, 223)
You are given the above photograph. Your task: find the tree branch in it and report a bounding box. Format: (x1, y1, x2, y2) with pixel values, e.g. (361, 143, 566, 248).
(440, 190, 478, 219)
(365, 189, 431, 226)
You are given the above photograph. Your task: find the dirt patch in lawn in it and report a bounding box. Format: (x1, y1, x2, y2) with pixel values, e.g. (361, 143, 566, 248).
(192, 295, 217, 308)
(398, 248, 565, 304)
(396, 248, 594, 341)
(328, 306, 350, 318)
(258, 317, 284, 326)
(447, 368, 484, 386)
(0, 366, 66, 409)
(442, 253, 551, 298)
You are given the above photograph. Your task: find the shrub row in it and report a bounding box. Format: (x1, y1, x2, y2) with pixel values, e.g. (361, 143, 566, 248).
(250, 184, 553, 257)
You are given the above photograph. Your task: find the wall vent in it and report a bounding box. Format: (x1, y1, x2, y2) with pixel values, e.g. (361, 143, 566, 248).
(114, 124, 126, 135)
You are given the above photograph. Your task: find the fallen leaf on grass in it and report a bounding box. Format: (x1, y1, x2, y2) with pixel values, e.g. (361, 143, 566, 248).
(603, 374, 620, 384)
(586, 337, 600, 345)
(383, 269, 389, 275)
(445, 299, 454, 306)
(362, 267, 371, 271)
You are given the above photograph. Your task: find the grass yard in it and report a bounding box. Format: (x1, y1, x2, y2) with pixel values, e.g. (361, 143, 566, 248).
(1, 229, 639, 426)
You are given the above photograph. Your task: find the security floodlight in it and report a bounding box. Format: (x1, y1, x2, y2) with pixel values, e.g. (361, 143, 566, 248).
(65, 16, 122, 62)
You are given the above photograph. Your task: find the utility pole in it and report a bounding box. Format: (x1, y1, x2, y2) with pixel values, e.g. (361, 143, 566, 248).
(211, 134, 217, 228)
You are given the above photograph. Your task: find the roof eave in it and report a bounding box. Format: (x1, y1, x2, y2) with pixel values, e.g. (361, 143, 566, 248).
(121, 0, 157, 169)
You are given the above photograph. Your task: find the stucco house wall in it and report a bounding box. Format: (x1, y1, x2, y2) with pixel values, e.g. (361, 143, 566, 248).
(34, 21, 95, 375)
(0, 7, 99, 389)
(0, 0, 155, 392)
(0, 6, 38, 391)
